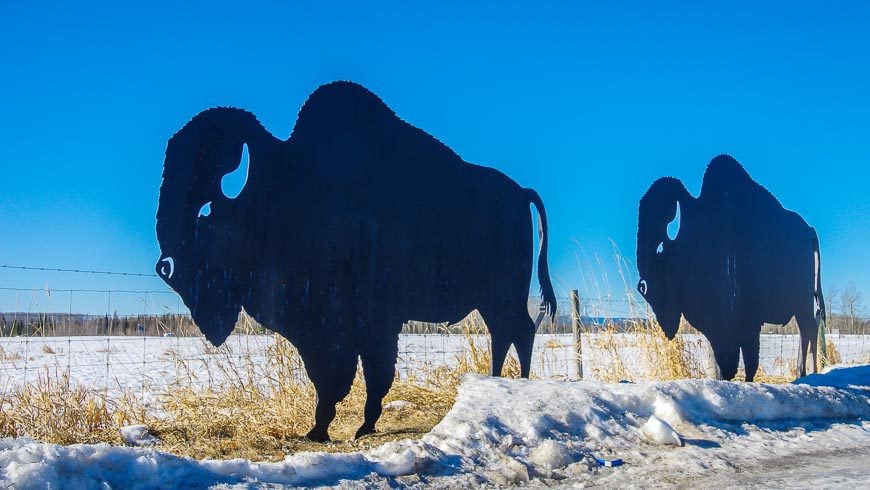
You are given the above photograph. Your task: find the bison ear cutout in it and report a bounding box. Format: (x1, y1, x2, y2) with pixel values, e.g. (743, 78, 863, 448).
(666, 200, 681, 241)
(221, 143, 250, 199)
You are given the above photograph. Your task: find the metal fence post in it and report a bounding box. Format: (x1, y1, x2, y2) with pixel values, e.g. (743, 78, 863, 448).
(571, 290, 583, 379)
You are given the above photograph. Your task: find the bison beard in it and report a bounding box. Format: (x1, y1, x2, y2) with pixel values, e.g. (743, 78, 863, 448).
(154, 81, 557, 441)
(636, 155, 825, 382)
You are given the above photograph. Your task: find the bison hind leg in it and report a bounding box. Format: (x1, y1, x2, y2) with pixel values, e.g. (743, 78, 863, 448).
(481, 305, 535, 378)
(355, 340, 399, 439)
(489, 333, 512, 377)
(796, 312, 818, 376)
(513, 316, 537, 379)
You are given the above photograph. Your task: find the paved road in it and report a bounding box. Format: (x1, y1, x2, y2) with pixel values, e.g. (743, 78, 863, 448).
(687, 445, 870, 488)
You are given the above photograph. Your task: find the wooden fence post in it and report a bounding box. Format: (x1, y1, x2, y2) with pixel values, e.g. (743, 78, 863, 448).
(817, 311, 828, 370)
(571, 290, 583, 379)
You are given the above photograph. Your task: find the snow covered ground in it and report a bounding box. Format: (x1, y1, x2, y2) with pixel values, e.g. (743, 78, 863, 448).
(2, 333, 868, 400)
(1, 364, 868, 488)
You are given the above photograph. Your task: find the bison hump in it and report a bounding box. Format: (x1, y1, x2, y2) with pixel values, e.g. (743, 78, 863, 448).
(699, 154, 784, 211)
(288, 81, 461, 182)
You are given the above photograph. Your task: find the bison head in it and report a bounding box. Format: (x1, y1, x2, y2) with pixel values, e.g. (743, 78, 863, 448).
(155, 108, 278, 345)
(636, 177, 691, 339)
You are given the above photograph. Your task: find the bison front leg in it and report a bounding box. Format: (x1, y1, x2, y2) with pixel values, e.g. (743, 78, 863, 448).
(710, 336, 741, 381)
(356, 340, 399, 439)
(303, 348, 358, 443)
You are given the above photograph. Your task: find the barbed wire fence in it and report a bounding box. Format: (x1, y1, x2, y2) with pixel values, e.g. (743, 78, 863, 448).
(1, 264, 868, 402)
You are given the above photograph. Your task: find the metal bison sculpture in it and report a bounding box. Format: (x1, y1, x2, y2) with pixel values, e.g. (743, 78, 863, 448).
(155, 81, 557, 441)
(636, 154, 825, 381)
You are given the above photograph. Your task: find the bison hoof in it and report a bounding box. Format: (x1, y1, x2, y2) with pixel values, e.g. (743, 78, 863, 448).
(306, 428, 330, 443)
(354, 425, 376, 440)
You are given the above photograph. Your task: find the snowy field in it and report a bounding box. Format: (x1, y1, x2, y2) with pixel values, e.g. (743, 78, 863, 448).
(1, 334, 868, 400)
(0, 364, 868, 488)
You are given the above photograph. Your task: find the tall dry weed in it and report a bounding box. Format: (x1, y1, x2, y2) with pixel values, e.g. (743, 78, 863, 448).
(0, 372, 143, 445)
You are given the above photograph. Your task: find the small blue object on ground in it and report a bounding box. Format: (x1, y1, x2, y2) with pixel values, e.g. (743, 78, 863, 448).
(595, 457, 624, 468)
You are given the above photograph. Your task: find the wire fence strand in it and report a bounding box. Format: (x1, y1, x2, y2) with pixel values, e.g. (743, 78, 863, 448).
(0, 264, 157, 277)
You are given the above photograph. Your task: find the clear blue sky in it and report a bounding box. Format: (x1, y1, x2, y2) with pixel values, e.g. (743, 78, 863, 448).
(1, 1, 868, 316)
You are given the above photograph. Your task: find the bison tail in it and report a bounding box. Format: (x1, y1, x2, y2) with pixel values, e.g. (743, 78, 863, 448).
(526, 188, 557, 321)
(813, 229, 826, 323)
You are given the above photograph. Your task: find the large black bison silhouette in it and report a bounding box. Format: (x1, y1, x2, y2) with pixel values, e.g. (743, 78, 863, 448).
(636, 155, 825, 381)
(155, 81, 557, 441)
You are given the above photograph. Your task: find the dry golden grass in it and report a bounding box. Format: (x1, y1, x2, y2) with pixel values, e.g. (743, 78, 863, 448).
(586, 320, 707, 383)
(0, 345, 22, 362)
(820, 339, 842, 368)
(633, 322, 702, 380)
(772, 357, 799, 380)
(149, 334, 467, 459)
(587, 326, 633, 382)
(0, 372, 142, 445)
(735, 369, 793, 384)
(150, 370, 459, 460)
(582, 318, 821, 385)
(543, 338, 565, 349)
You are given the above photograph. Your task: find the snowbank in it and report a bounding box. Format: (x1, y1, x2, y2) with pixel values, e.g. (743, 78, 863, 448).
(1, 365, 868, 488)
(795, 363, 870, 390)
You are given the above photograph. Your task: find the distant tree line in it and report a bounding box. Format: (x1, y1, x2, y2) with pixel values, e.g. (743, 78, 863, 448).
(0, 312, 200, 337)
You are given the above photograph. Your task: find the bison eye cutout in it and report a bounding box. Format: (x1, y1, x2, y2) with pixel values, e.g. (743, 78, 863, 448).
(198, 201, 212, 217)
(638, 279, 648, 296)
(221, 143, 250, 199)
(656, 241, 664, 254)
(667, 201, 681, 240)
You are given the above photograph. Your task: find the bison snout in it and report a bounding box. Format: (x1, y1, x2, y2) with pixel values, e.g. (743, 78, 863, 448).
(156, 256, 175, 279)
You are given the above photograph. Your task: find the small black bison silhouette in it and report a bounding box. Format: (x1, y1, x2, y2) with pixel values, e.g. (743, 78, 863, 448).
(636, 155, 825, 381)
(155, 81, 556, 441)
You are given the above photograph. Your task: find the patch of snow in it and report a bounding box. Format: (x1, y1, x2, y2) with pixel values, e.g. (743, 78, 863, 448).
(1, 364, 868, 488)
(383, 400, 414, 411)
(640, 414, 683, 446)
(528, 439, 573, 470)
(796, 363, 870, 390)
(119, 425, 159, 447)
(0, 439, 236, 489)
